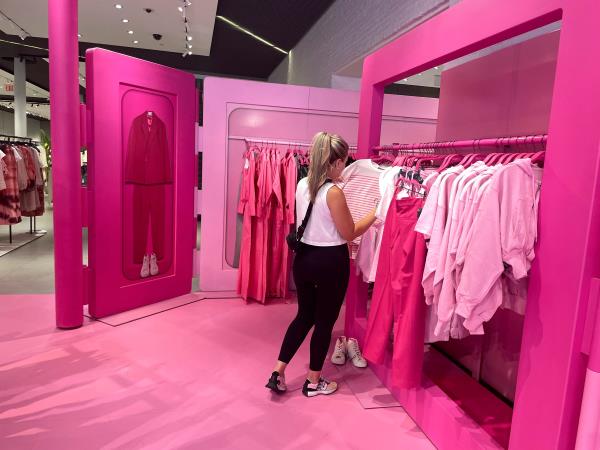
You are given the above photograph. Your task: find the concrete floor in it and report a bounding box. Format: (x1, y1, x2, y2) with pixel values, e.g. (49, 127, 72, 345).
(0, 210, 202, 294)
(0, 211, 56, 294)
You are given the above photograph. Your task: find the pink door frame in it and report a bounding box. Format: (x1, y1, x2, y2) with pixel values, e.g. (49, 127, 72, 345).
(198, 76, 439, 292)
(351, 0, 600, 449)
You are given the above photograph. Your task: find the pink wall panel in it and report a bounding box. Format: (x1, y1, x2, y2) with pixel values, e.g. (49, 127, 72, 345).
(436, 31, 559, 141)
(199, 76, 438, 291)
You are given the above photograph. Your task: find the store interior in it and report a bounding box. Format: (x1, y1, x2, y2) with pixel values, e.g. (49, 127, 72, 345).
(1, 1, 600, 449)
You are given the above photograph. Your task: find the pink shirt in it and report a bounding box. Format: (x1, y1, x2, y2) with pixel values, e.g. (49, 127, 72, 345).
(339, 160, 384, 257)
(416, 166, 464, 305)
(455, 159, 539, 332)
(432, 163, 487, 337)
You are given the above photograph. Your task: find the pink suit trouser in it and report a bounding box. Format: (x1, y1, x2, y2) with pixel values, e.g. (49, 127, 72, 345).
(132, 184, 166, 264)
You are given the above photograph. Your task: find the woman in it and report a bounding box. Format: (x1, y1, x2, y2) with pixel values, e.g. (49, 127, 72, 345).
(266, 132, 377, 397)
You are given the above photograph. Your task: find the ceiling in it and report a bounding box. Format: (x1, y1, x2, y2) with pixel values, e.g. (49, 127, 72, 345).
(0, 0, 336, 98)
(0, 0, 218, 56)
(0, 68, 50, 120)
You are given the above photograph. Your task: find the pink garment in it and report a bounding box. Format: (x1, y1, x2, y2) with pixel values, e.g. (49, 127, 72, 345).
(456, 160, 539, 332)
(132, 184, 165, 264)
(0, 148, 6, 191)
(238, 149, 297, 302)
(356, 223, 381, 282)
(339, 160, 383, 258)
(363, 197, 426, 389)
(237, 151, 259, 300)
(418, 166, 464, 306)
(124, 112, 172, 185)
(432, 163, 486, 337)
(279, 152, 297, 297)
(357, 166, 399, 282)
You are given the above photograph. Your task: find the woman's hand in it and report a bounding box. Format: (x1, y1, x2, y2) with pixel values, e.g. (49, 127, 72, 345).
(327, 187, 377, 241)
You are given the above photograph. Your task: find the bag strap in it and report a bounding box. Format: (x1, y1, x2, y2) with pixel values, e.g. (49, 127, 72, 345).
(296, 178, 332, 241)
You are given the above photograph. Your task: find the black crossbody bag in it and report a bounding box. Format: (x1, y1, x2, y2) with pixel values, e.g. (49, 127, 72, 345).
(286, 180, 331, 252)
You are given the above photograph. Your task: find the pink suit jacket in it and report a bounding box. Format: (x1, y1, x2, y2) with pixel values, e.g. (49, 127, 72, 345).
(124, 112, 172, 185)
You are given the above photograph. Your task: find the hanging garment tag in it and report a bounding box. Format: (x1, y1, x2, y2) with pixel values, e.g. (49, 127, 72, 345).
(244, 158, 249, 169)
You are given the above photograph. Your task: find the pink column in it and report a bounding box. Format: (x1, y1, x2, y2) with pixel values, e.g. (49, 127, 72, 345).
(48, 0, 83, 329)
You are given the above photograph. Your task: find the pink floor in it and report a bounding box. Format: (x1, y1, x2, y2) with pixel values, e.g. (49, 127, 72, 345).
(0, 294, 435, 450)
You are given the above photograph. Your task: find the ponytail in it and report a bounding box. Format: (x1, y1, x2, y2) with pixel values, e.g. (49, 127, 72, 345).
(307, 132, 349, 202)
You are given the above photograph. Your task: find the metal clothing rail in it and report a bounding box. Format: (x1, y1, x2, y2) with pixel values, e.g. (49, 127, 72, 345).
(228, 135, 359, 151)
(373, 133, 547, 153)
(0, 134, 33, 143)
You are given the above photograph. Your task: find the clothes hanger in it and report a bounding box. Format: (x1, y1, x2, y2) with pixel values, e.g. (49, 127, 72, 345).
(483, 138, 499, 165)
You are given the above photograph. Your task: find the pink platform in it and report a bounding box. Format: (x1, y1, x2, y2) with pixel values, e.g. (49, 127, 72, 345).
(198, 77, 439, 291)
(349, 0, 600, 449)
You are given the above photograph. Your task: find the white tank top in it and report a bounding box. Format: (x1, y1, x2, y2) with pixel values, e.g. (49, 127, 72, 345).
(295, 178, 347, 246)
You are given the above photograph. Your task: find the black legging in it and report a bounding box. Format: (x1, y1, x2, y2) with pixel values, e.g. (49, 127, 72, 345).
(278, 243, 350, 371)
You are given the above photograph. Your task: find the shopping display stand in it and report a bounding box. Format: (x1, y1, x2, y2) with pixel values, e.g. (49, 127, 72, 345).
(346, 0, 600, 448)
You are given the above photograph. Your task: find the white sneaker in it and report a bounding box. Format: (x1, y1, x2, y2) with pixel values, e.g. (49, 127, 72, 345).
(150, 253, 159, 276)
(347, 338, 368, 368)
(140, 255, 150, 278)
(331, 336, 347, 365)
(303, 378, 338, 397)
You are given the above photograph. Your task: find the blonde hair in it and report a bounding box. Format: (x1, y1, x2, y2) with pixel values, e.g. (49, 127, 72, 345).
(307, 132, 349, 202)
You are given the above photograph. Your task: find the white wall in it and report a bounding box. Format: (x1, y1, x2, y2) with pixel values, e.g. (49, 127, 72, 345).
(269, 0, 450, 87)
(0, 109, 47, 140)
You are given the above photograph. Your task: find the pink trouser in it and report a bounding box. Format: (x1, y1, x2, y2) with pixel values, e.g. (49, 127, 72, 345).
(363, 197, 427, 389)
(132, 184, 165, 264)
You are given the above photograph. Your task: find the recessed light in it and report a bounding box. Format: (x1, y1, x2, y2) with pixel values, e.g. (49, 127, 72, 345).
(187, 51, 193, 55)
(115, 4, 122, 9)
(128, 30, 134, 34)
(122, 19, 129, 23)
(178, 6, 183, 12)
(78, 33, 82, 38)
(403, 78, 408, 81)
(133, 40, 139, 44)
(187, 44, 192, 49)
(435, 66, 439, 70)
(187, 36, 193, 41)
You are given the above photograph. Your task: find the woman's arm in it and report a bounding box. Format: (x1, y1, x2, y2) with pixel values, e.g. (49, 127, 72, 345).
(327, 186, 376, 242)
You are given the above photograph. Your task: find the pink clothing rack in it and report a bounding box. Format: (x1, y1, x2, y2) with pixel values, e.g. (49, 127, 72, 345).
(373, 133, 547, 153)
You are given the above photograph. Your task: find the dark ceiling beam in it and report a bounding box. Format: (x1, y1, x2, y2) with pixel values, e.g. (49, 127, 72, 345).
(0, 0, 336, 91)
(0, 95, 49, 103)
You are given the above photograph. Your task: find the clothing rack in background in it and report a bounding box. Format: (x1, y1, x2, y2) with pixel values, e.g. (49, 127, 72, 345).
(373, 133, 547, 154)
(0, 134, 34, 144)
(228, 135, 359, 152)
(0, 135, 44, 244)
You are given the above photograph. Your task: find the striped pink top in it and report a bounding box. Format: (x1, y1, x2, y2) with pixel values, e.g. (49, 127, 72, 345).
(338, 160, 384, 257)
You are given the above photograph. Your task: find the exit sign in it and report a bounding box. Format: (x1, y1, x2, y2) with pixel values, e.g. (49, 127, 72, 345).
(4, 83, 14, 92)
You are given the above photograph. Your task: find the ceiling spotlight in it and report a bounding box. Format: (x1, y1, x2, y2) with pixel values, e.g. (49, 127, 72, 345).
(115, 4, 122, 9)
(185, 1, 192, 6)
(178, 6, 183, 12)
(187, 36, 193, 41)
(187, 44, 192, 49)
(403, 78, 408, 81)
(187, 51, 193, 55)
(78, 33, 82, 38)
(133, 40, 139, 44)
(122, 19, 129, 23)
(128, 30, 134, 34)
(434, 66, 439, 70)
